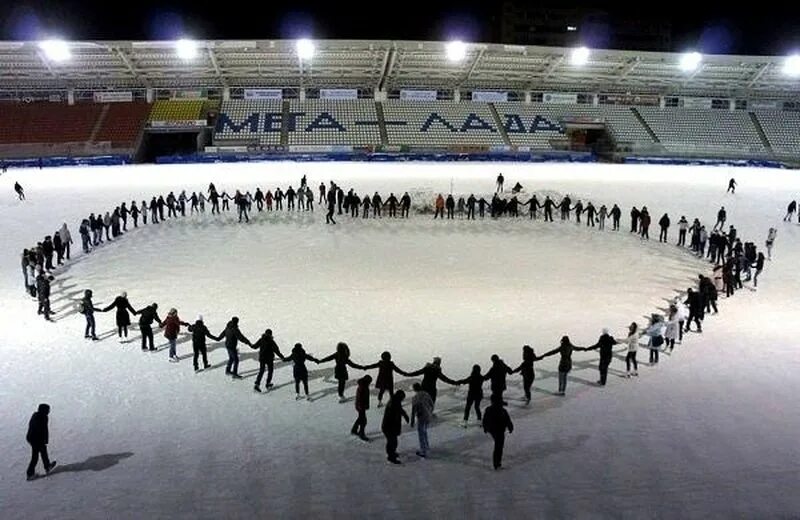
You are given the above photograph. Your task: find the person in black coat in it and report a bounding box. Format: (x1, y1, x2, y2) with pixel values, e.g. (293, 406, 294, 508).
(684, 288, 704, 332)
(457, 364, 484, 425)
(42, 236, 54, 271)
(406, 357, 459, 409)
(699, 275, 718, 314)
(317, 342, 366, 401)
(659, 213, 670, 243)
(36, 271, 53, 321)
(511, 345, 542, 404)
(445, 194, 455, 219)
(137, 303, 162, 351)
(188, 316, 221, 372)
(541, 336, 576, 395)
(484, 354, 513, 400)
(250, 328, 285, 392)
(630, 206, 640, 233)
(220, 317, 251, 378)
(482, 394, 513, 470)
(381, 390, 409, 464)
(400, 192, 412, 218)
(326, 188, 337, 225)
(351, 374, 373, 441)
(26, 403, 56, 480)
(101, 292, 137, 341)
(366, 351, 410, 407)
(583, 329, 618, 386)
(285, 343, 319, 399)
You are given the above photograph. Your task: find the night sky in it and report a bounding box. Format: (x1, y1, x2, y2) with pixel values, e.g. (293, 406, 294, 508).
(3, 0, 800, 56)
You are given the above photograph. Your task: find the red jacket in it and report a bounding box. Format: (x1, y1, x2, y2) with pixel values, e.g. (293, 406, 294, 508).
(161, 315, 184, 340)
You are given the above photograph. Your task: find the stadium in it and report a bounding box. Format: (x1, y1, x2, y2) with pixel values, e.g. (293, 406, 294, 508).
(1, 35, 799, 519)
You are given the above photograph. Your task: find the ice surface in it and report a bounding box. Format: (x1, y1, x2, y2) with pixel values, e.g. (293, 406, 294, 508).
(0, 162, 798, 519)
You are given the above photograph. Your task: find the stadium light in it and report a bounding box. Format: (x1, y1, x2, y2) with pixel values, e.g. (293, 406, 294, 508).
(679, 52, 702, 72)
(38, 40, 71, 62)
(296, 39, 315, 60)
(570, 46, 590, 66)
(175, 39, 198, 60)
(446, 40, 467, 62)
(783, 55, 800, 76)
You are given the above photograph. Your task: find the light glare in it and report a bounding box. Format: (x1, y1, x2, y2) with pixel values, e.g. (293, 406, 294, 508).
(446, 41, 467, 62)
(571, 46, 590, 66)
(175, 39, 198, 60)
(296, 39, 315, 60)
(39, 40, 71, 62)
(680, 52, 702, 72)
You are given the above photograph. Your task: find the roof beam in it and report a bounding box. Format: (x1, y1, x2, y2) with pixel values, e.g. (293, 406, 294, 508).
(747, 62, 771, 88)
(460, 47, 485, 86)
(35, 50, 57, 78)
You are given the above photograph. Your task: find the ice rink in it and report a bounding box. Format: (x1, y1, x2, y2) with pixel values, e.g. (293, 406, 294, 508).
(1, 161, 798, 519)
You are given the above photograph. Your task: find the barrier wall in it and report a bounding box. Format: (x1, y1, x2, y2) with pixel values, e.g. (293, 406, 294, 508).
(2, 155, 132, 169)
(155, 151, 597, 164)
(623, 156, 786, 169)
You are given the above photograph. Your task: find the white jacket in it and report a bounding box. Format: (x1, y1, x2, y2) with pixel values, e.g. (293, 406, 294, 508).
(617, 331, 643, 353)
(664, 317, 680, 341)
(59, 224, 72, 245)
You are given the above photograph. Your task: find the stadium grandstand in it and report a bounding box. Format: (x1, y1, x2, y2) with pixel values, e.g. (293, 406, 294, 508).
(0, 39, 799, 166)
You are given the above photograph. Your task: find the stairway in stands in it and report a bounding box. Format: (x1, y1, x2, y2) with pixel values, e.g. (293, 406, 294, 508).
(630, 107, 660, 143)
(748, 112, 774, 152)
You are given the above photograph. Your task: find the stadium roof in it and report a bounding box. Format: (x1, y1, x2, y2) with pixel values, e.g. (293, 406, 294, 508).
(1, 39, 799, 99)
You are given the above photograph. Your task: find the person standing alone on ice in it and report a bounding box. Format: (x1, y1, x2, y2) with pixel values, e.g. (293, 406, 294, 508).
(727, 178, 736, 193)
(26, 404, 56, 480)
(714, 206, 726, 231)
(483, 394, 513, 470)
(783, 201, 796, 222)
(14, 181, 25, 200)
(382, 390, 409, 465)
(766, 227, 777, 260)
(410, 383, 434, 458)
(496, 173, 504, 193)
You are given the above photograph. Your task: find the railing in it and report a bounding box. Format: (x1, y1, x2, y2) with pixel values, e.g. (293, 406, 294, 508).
(0, 141, 114, 159)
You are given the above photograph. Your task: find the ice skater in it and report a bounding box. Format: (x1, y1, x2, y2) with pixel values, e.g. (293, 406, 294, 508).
(26, 404, 56, 480)
(658, 213, 670, 243)
(406, 357, 459, 409)
(664, 305, 680, 351)
(434, 194, 445, 219)
(617, 322, 642, 377)
(80, 289, 99, 340)
(351, 375, 373, 441)
(541, 336, 576, 395)
(482, 394, 513, 470)
(457, 364, 485, 426)
(783, 201, 796, 222)
(35, 270, 53, 321)
(713, 206, 726, 231)
(727, 178, 737, 193)
(137, 303, 162, 351)
(484, 354, 513, 402)
(317, 342, 366, 401)
(684, 287, 705, 332)
(511, 345, 541, 403)
(250, 328, 285, 392)
(410, 383, 434, 458)
(370, 351, 410, 407)
(220, 316, 251, 378)
(583, 329, 617, 386)
(285, 343, 319, 399)
(766, 227, 776, 260)
(753, 252, 765, 287)
(381, 390, 409, 464)
(161, 308, 189, 362)
(14, 181, 25, 200)
(326, 188, 337, 225)
(188, 315, 220, 372)
(496, 173, 504, 193)
(100, 291, 137, 341)
(645, 315, 665, 365)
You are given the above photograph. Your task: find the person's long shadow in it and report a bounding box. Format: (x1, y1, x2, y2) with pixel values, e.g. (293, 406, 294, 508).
(49, 452, 133, 476)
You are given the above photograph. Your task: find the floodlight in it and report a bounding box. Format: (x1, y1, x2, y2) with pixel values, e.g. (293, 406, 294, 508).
(296, 39, 315, 60)
(176, 39, 198, 60)
(570, 46, 590, 66)
(446, 41, 467, 62)
(39, 40, 71, 62)
(680, 52, 702, 72)
(783, 55, 800, 76)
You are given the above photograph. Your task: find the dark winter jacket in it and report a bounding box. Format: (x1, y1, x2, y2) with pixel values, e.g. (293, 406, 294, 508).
(484, 359, 513, 394)
(381, 395, 409, 436)
(458, 372, 484, 399)
(659, 215, 670, 228)
(36, 274, 51, 299)
(374, 359, 406, 390)
(26, 409, 49, 445)
(286, 346, 317, 379)
(318, 349, 363, 382)
(482, 404, 513, 436)
(588, 333, 617, 364)
(685, 291, 705, 315)
(137, 305, 161, 327)
(188, 320, 219, 346)
(161, 314, 187, 340)
(251, 333, 284, 362)
(223, 321, 249, 349)
(355, 379, 370, 412)
(102, 296, 136, 327)
(408, 363, 458, 396)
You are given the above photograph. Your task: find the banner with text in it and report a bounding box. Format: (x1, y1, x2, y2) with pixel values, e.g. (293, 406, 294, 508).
(601, 93, 659, 106)
(543, 92, 578, 104)
(400, 90, 437, 101)
(472, 91, 508, 103)
(749, 100, 779, 110)
(244, 89, 283, 100)
(93, 91, 133, 103)
(320, 89, 358, 100)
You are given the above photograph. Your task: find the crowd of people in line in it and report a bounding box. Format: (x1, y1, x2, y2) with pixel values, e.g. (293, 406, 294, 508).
(18, 173, 776, 473)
